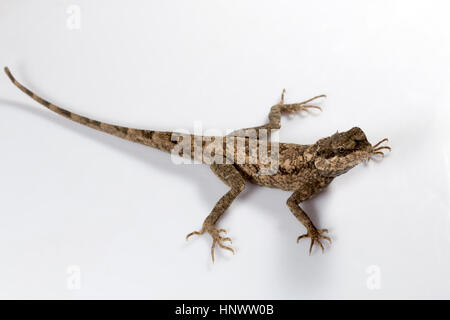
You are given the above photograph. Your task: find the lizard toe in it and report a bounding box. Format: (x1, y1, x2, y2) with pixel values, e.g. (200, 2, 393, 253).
(297, 228, 332, 255)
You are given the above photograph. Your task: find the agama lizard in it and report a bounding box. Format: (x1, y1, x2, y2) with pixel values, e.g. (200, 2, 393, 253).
(4, 67, 391, 262)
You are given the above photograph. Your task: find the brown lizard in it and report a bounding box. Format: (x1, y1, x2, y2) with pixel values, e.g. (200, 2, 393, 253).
(4, 67, 391, 262)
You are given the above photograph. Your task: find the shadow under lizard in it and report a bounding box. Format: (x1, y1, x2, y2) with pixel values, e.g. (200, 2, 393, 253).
(4, 67, 391, 262)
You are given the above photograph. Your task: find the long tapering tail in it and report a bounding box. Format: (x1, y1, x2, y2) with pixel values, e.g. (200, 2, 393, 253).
(4, 67, 178, 154)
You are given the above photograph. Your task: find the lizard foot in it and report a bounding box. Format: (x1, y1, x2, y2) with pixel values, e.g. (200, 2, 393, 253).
(186, 227, 234, 262)
(370, 138, 391, 158)
(297, 228, 331, 255)
(279, 89, 326, 114)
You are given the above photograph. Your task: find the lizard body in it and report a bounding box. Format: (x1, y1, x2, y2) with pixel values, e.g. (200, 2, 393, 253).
(4, 67, 390, 261)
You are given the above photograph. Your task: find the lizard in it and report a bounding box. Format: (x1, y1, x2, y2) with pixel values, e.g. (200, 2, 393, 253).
(4, 67, 391, 262)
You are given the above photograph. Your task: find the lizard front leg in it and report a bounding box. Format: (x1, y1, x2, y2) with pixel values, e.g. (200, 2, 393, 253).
(228, 89, 325, 137)
(287, 188, 331, 254)
(186, 164, 245, 262)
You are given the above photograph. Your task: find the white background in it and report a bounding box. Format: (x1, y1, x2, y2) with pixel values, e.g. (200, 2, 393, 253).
(0, 0, 449, 299)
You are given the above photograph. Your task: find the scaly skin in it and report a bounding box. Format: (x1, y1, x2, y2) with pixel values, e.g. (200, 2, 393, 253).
(4, 67, 391, 262)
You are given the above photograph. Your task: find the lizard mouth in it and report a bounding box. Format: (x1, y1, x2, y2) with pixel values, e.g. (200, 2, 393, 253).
(369, 138, 391, 159)
(314, 150, 372, 177)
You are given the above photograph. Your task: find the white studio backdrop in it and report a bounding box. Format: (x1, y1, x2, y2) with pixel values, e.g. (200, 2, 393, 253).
(0, 0, 449, 299)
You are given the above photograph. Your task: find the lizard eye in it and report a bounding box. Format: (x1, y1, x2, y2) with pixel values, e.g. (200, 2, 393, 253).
(337, 147, 345, 154)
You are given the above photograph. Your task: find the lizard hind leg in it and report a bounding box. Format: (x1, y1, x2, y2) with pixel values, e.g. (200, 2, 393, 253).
(186, 164, 245, 262)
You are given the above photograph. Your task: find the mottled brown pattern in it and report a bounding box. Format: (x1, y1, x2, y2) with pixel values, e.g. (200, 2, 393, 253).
(4, 67, 391, 262)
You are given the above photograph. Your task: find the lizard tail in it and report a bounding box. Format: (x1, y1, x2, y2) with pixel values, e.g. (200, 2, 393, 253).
(4, 67, 178, 154)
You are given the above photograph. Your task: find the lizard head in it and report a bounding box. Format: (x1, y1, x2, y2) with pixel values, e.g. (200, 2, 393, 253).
(313, 127, 390, 177)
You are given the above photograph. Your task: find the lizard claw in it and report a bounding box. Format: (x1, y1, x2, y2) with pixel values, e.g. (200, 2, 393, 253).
(279, 91, 326, 115)
(284, 104, 322, 114)
(370, 138, 391, 159)
(297, 228, 331, 255)
(186, 226, 234, 262)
